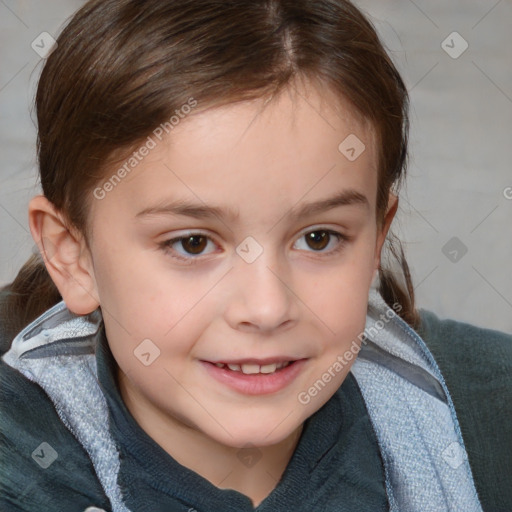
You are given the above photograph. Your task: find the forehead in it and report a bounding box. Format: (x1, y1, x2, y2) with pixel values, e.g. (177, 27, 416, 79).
(89, 81, 379, 228)
(176, 80, 375, 161)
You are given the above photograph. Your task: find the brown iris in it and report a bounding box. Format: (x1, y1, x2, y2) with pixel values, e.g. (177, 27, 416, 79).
(305, 230, 330, 251)
(181, 235, 208, 255)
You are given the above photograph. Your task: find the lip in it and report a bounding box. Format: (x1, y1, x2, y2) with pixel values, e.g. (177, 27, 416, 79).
(208, 356, 297, 365)
(201, 359, 308, 395)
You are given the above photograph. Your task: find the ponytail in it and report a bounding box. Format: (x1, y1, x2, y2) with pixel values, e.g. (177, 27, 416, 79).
(0, 253, 61, 353)
(378, 232, 421, 329)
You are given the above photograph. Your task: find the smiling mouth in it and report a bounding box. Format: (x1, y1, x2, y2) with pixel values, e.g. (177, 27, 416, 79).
(211, 361, 294, 375)
(202, 359, 307, 395)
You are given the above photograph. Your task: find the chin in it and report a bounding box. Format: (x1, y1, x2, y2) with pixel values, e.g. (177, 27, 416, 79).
(203, 412, 305, 449)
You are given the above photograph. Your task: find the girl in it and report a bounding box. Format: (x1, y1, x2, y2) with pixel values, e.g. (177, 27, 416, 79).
(1, 1, 510, 511)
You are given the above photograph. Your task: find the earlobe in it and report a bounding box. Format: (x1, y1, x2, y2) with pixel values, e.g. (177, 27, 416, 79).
(28, 195, 100, 315)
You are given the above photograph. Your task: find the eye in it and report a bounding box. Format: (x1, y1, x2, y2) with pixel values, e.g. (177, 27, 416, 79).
(159, 228, 349, 266)
(293, 229, 348, 255)
(159, 233, 217, 263)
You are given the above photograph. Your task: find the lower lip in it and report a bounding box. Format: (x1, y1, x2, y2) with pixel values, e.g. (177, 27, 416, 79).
(201, 359, 308, 395)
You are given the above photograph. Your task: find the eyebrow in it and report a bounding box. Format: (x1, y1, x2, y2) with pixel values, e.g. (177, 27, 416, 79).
(135, 189, 370, 222)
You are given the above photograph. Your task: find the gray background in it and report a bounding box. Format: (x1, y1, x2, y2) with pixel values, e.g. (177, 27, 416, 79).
(1, 0, 511, 333)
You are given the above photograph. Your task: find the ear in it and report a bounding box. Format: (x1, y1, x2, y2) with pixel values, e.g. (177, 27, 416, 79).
(373, 191, 399, 276)
(28, 194, 100, 315)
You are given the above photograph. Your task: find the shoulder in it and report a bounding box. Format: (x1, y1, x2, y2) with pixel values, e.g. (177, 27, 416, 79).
(416, 309, 512, 511)
(416, 308, 512, 382)
(0, 357, 111, 511)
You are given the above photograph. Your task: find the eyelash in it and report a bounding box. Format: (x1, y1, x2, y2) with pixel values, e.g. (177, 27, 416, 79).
(158, 228, 350, 266)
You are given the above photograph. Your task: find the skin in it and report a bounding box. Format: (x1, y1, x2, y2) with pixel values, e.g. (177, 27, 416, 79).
(29, 80, 398, 506)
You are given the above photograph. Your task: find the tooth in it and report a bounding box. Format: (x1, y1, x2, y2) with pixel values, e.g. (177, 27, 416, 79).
(241, 364, 261, 375)
(260, 363, 278, 374)
(228, 364, 241, 371)
(214, 363, 224, 368)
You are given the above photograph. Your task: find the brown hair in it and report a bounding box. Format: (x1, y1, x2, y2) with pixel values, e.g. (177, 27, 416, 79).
(0, 0, 420, 345)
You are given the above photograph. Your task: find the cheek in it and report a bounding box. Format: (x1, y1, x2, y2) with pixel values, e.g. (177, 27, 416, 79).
(309, 237, 375, 333)
(90, 237, 168, 325)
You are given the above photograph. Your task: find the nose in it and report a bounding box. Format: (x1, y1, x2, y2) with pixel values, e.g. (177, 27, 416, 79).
(223, 250, 298, 334)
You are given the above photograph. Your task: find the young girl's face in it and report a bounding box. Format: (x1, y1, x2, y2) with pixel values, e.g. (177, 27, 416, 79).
(85, 81, 395, 448)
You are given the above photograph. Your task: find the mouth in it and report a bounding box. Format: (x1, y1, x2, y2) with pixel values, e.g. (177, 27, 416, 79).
(201, 359, 307, 395)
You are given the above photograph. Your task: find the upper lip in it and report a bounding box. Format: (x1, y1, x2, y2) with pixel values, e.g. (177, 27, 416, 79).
(204, 357, 304, 365)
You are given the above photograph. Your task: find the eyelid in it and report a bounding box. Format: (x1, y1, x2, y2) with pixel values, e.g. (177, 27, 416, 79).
(293, 223, 350, 243)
